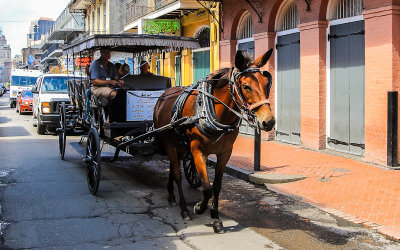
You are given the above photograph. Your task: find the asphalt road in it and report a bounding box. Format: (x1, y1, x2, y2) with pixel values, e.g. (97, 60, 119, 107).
(0, 94, 399, 249)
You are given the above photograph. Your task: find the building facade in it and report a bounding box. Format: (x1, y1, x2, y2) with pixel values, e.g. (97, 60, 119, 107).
(69, 0, 128, 36)
(220, 0, 400, 166)
(124, 0, 220, 86)
(0, 29, 12, 83)
(41, 6, 85, 73)
(27, 17, 54, 47)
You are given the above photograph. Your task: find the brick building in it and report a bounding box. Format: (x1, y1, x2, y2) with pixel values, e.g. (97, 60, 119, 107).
(220, 0, 400, 166)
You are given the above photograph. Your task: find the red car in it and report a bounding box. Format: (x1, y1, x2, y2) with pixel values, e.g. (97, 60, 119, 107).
(16, 90, 33, 114)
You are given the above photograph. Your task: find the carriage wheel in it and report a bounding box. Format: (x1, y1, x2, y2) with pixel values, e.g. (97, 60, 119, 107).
(58, 102, 67, 160)
(86, 128, 101, 195)
(182, 153, 202, 189)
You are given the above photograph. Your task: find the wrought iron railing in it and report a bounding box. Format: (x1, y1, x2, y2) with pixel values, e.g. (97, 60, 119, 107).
(48, 43, 62, 56)
(126, 0, 179, 25)
(41, 50, 49, 61)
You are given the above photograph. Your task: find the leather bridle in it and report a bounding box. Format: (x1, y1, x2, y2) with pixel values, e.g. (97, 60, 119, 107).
(229, 67, 272, 127)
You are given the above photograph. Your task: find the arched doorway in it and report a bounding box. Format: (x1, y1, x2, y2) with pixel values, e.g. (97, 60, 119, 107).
(275, 0, 301, 144)
(236, 12, 255, 135)
(327, 0, 365, 155)
(192, 26, 211, 84)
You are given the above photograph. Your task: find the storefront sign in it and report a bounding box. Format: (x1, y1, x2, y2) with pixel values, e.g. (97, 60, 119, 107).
(142, 19, 180, 36)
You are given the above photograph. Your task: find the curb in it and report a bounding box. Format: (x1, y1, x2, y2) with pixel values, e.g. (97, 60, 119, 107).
(208, 158, 400, 241)
(208, 158, 305, 184)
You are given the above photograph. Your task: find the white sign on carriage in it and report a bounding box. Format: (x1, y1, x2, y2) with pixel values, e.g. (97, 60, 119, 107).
(126, 90, 165, 121)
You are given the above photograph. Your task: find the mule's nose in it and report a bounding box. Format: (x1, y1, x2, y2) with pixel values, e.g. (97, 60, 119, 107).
(262, 118, 275, 131)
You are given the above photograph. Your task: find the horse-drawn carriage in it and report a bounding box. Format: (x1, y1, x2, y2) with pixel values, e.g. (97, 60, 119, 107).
(59, 34, 202, 194)
(59, 33, 275, 233)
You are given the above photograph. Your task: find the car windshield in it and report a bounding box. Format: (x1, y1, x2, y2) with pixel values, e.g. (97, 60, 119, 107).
(42, 76, 72, 93)
(22, 91, 33, 98)
(11, 76, 38, 86)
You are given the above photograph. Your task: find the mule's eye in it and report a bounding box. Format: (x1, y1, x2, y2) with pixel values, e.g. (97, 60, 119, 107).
(243, 85, 252, 91)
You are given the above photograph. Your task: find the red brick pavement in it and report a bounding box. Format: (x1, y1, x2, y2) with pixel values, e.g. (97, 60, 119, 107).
(229, 136, 400, 240)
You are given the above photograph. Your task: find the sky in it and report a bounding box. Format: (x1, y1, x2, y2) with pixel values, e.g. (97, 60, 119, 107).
(0, 0, 71, 57)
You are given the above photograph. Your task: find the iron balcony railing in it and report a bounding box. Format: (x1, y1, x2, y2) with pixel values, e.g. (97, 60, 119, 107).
(41, 50, 49, 61)
(126, 0, 179, 25)
(48, 43, 62, 56)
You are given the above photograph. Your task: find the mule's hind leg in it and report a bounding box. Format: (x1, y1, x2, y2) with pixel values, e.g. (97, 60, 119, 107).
(167, 168, 176, 205)
(165, 146, 190, 220)
(191, 147, 212, 215)
(210, 151, 232, 233)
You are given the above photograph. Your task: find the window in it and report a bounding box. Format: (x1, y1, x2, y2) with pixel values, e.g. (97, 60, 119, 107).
(328, 0, 364, 20)
(97, 7, 101, 33)
(92, 11, 95, 34)
(236, 12, 255, 59)
(156, 60, 161, 75)
(196, 27, 210, 48)
(236, 12, 254, 40)
(277, 0, 300, 32)
(103, 1, 107, 33)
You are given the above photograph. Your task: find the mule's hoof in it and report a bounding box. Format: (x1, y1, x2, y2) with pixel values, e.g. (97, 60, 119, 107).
(194, 202, 206, 215)
(181, 210, 191, 221)
(213, 220, 225, 234)
(168, 196, 177, 206)
(168, 199, 177, 206)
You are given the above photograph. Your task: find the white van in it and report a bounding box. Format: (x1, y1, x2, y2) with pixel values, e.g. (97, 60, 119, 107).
(32, 74, 81, 134)
(9, 69, 42, 107)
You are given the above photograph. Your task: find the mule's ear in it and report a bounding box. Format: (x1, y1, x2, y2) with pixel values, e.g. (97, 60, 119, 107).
(235, 50, 247, 72)
(254, 48, 273, 68)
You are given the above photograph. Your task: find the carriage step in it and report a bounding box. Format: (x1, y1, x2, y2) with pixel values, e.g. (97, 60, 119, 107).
(56, 128, 63, 133)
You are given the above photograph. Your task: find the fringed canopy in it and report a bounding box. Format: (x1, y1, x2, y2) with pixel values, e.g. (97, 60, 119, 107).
(63, 34, 200, 55)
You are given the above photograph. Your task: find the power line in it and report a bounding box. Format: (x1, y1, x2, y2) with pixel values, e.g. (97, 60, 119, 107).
(0, 20, 31, 22)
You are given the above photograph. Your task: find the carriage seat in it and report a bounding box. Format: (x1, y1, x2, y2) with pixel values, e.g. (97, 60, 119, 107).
(123, 75, 171, 90)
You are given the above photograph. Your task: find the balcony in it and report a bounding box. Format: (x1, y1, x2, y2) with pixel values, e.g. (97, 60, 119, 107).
(46, 6, 84, 42)
(125, 0, 201, 31)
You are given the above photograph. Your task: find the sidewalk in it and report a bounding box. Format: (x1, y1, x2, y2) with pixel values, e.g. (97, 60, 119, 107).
(226, 136, 400, 240)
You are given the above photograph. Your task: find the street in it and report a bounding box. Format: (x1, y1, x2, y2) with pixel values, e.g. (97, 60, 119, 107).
(0, 94, 398, 249)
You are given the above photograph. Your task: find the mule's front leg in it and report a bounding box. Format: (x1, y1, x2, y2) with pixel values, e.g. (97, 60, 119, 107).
(210, 152, 231, 233)
(191, 147, 212, 215)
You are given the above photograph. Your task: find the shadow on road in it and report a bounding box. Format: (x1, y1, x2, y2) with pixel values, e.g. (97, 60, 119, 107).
(0, 126, 30, 137)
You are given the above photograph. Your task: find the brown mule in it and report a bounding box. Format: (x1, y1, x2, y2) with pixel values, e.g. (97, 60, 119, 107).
(153, 49, 275, 233)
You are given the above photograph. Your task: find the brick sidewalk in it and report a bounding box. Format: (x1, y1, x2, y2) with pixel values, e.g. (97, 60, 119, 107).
(228, 136, 400, 240)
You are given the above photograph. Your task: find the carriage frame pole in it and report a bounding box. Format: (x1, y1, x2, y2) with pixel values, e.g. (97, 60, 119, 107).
(254, 129, 261, 171)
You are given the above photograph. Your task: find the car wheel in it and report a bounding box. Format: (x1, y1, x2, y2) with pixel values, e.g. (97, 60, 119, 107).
(37, 116, 46, 135)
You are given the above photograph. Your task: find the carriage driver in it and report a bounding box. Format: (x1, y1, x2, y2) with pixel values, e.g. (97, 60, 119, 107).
(89, 48, 124, 99)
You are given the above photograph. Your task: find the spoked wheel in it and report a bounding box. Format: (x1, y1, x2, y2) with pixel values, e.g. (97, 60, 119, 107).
(86, 128, 101, 195)
(58, 102, 67, 160)
(182, 153, 202, 189)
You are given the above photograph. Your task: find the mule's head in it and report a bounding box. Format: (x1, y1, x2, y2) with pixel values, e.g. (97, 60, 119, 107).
(234, 49, 275, 131)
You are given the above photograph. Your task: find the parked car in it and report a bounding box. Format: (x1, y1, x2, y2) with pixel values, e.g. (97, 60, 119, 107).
(16, 90, 33, 114)
(32, 74, 81, 134)
(0, 83, 5, 97)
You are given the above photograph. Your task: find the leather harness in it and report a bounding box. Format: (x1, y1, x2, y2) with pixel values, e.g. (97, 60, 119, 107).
(171, 67, 272, 139)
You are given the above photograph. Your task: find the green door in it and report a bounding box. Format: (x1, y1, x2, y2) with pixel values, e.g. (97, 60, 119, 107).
(193, 50, 210, 84)
(329, 20, 365, 155)
(175, 56, 182, 86)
